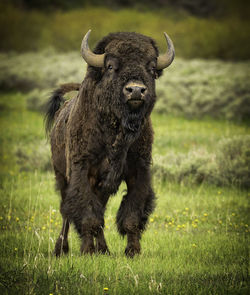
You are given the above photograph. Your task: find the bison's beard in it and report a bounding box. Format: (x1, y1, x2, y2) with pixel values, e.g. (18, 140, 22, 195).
(121, 113, 144, 143)
(122, 112, 143, 133)
(121, 96, 155, 142)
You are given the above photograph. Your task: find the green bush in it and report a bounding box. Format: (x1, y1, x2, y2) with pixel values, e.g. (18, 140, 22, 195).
(0, 50, 85, 92)
(155, 59, 250, 121)
(1, 51, 249, 121)
(0, 4, 250, 60)
(153, 135, 250, 188)
(216, 136, 250, 188)
(26, 89, 49, 113)
(153, 149, 218, 186)
(15, 140, 52, 172)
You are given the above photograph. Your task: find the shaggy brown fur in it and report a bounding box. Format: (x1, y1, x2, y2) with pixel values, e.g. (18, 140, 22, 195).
(45, 32, 165, 257)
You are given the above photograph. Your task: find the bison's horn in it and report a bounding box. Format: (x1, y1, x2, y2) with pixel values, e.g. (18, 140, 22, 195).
(81, 30, 105, 67)
(157, 32, 175, 70)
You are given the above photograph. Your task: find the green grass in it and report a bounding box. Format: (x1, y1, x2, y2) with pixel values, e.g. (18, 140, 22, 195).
(0, 174, 249, 294)
(0, 90, 249, 294)
(152, 115, 249, 155)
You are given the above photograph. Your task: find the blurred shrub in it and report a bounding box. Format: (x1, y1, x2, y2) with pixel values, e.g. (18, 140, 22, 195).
(153, 135, 250, 188)
(9, 0, 250, 19)
(153, 149, 218, 185)
(1, 51, 249, 121)
(26, 89, 49, 112)
(0, 50, 85, 92)
(216, 136, 250, 188)
(0, 4, 48, 52)
(155, 59, 250, 121)
(15, 140, 52, 172)
(0, 4, 250, 60)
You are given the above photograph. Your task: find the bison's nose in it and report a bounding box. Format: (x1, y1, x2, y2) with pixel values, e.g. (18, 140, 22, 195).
(123, 82, 147, 109)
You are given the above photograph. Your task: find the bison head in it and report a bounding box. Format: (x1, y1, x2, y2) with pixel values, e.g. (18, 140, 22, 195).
(81, 30, 174, 136)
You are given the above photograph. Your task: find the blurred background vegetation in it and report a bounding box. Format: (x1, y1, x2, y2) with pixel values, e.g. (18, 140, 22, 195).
(0, 0, 249, 187)
(1, 0, 250, 59)
(0, 3, 249, 293)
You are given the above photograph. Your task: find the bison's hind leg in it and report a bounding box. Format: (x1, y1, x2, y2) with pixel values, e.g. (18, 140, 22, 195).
(95, 228, 110, 255)
(54, 169, 70, 257)
(54, 218, 70, 257)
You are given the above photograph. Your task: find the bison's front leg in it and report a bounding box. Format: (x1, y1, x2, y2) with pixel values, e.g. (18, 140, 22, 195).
(79, 205, 109, 255)
(116, 156, 155, 257)
(80, 217, 109, 255)
(62, 164, 109, 255)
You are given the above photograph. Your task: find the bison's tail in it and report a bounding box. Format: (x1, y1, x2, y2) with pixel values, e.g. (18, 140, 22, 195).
(44, 83, 80, 135)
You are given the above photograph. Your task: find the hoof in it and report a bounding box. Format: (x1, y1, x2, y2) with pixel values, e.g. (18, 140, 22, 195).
(95, 246, 110, 255)
(54, 239, 69, 257)
(80, 244, 95, 255)
(125, 246, 140, 258)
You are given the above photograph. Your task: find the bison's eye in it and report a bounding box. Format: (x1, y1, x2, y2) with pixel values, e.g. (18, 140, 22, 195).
(150, 67, 156, 75)
(148, 61, 157, 78)
(150, 67, 159, 79)
(105, 57, 119, 73)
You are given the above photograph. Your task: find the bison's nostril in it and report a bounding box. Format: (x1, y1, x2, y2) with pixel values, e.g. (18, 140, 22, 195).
(126, 87, 133, 93)
(123, 82, 147, 100)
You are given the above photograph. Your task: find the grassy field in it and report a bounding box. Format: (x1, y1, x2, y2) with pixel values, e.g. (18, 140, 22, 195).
(0, 53, 249, 294)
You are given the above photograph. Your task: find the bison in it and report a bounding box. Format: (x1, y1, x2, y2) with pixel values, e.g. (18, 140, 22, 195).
(45, 30, 174, 257)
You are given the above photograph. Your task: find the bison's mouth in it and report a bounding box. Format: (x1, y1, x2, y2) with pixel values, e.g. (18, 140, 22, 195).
(127, 98, 144, 110)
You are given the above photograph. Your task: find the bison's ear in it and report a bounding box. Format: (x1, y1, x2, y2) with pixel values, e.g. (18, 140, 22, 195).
(155, 69, 163, 79)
